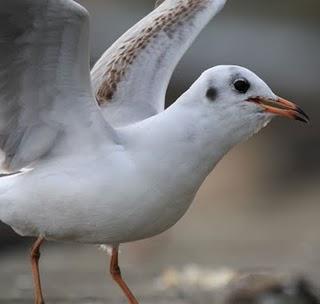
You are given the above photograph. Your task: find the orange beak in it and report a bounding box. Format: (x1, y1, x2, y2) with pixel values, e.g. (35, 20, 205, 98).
(248, 96, 310, 123)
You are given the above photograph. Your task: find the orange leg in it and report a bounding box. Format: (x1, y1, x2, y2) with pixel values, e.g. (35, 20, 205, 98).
(30, 236, 45, 304)
(109, 246, 139, 304)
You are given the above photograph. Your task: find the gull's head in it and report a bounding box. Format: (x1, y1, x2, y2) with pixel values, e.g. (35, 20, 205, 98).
(184, 65, 309, 146)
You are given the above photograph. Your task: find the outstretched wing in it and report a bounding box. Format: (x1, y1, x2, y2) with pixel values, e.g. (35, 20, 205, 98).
(91, 0, 226, 127)
(0, 0, 115, 172)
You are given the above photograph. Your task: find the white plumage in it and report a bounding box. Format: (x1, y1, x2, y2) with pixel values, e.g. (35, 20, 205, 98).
(0, 0, 234, 244)
(0, 1, 308, 303)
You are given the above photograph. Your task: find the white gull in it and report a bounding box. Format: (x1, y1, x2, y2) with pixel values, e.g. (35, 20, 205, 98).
(0, 0, 309, 303)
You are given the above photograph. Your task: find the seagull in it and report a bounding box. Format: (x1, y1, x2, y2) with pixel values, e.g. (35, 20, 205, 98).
(0, 0, 309, 304)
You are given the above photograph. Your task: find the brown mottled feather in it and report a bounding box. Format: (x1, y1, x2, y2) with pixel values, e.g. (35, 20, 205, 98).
(96, 0, 209, 106)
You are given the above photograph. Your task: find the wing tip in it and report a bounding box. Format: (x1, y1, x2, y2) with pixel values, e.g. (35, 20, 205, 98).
(155, 0, 166, 8)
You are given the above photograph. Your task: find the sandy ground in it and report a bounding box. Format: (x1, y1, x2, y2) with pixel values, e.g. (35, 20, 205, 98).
(1, 237, 320, 303)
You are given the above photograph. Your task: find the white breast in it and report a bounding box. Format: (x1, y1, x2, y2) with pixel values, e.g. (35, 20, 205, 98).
(0, 148, 197, 244)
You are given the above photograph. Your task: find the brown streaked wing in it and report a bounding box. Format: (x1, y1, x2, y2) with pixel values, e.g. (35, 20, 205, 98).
(91, 0, 225, 127)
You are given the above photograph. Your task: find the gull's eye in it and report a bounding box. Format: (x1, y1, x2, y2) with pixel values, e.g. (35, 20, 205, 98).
(233, 78, 250, 94)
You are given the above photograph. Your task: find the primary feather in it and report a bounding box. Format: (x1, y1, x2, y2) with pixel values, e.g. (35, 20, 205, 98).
(0, 0, 115, 172)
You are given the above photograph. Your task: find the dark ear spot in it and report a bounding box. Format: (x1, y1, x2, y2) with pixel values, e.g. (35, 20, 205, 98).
(206, 87, 218, 101)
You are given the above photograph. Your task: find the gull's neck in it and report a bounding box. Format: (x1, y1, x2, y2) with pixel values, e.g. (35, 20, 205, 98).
(120, 92, 257, 194)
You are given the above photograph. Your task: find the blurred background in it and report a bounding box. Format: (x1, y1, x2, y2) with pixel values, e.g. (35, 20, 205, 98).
(0, 0, 319, 302)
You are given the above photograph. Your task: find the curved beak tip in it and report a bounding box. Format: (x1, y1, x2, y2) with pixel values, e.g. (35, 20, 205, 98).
(295, 115, 310, 124)
(294, 106, 310, 124)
